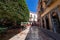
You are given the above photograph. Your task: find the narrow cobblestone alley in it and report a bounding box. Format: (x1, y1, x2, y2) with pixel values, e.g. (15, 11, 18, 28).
(25, 26, 54, 40)
(25, 26, 40, 40)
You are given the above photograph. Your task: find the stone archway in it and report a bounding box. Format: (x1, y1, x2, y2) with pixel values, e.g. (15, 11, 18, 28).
(45, 16, 50, 30)
(42, 18, 45, 28)
(52, 12, 60, 33)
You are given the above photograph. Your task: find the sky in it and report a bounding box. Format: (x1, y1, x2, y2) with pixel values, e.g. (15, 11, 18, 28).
(26, 0, 38, 13)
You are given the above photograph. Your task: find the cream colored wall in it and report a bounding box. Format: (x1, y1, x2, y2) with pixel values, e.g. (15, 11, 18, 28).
(41, 0, 60, 17)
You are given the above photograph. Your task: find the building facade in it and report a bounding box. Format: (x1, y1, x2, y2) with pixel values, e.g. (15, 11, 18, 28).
(37, 0, 60, 33)
(29, 12, 37, 24)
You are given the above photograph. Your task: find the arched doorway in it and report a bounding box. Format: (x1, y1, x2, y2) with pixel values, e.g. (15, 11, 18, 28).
(42, 18, 45, 28)
(45, 16, 50, 30)
(52, 12, 60, 33)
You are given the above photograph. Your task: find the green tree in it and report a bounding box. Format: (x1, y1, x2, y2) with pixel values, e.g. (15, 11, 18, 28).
(0, 0, 29, 28)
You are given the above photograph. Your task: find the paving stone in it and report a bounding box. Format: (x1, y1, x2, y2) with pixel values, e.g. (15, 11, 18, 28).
(25, 26, 41, 40)
(25, 26, 54, 40)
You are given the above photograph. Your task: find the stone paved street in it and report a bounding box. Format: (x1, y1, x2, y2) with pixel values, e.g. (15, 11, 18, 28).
(8, 26, 55, 40)
(25, 26, 40, 40)
(25, 26, 54, 40)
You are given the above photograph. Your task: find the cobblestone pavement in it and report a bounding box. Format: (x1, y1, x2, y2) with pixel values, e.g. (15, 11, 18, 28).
(6, 26, 54, 40)
(25, 26, 40, 40)
(25, 26, 54, 40)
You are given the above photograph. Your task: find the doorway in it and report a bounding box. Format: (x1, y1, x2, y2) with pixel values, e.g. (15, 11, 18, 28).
(42, 19, 45, 28)
(45, 16, 50, 30)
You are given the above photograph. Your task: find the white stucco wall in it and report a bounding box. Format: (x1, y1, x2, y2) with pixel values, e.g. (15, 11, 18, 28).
(29, 12, 37, 21)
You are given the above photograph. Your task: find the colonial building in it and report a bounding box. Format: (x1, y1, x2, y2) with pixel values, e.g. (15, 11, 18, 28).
(29, 12, 37, 24)
(37, 0, 60, 33)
